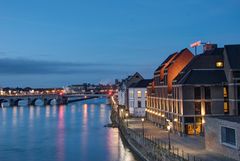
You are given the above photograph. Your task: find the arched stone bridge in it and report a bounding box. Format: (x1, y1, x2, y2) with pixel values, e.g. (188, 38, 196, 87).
(0, 93, 107, 107)
(0, 94, 68, 106)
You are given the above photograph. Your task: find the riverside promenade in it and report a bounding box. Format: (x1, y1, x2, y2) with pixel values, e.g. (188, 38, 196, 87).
(127, 118, 236, 161)
(109, 96, 236, 161)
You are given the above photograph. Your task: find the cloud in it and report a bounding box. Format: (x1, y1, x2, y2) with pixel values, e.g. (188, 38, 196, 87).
(0, 58, 124, 75)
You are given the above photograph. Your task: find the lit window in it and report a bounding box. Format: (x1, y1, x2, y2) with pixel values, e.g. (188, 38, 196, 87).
(137, 91, 141, 98)
(224, 102, 229, 114)
(223, 87, 228, 98)
(145, 91, 147, 97)
(216, 61, 224, 68)
(129, 90, 134, 98)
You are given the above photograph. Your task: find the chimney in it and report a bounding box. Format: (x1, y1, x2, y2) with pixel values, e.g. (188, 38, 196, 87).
(203, 43, 217, 52)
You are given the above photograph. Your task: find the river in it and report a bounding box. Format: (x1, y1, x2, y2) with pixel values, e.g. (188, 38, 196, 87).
(0, 98, 139, 161)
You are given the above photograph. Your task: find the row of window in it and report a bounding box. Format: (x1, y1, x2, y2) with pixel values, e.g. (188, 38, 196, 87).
(129, 90, 147, 98)
(130, 100, 146, 108)
(194, 86, 228, 100)
(147, 97, 181, 114)
(194, 101, 229, 115)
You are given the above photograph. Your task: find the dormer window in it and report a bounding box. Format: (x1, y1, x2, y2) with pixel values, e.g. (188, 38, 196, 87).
(216, 61, 224, 68)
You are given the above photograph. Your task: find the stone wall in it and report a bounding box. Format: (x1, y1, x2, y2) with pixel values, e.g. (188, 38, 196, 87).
(205, 117, 240, 160)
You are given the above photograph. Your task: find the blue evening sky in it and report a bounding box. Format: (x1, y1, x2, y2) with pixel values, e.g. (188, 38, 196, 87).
(0, 0, 240, 87)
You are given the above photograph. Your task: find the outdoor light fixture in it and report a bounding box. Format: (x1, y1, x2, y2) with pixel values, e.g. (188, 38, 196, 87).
(141, 118, 145, 137)
(216, 61, 224, 68)
(167, 125, 171, 131)
(167, 125, 171, 150)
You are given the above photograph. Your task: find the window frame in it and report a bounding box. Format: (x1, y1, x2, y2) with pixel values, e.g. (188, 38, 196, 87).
(137, 100, 141, 108)
(194, 87, 201, 100)
(137, 90, 142, 98)
(220, 126, 237, 149)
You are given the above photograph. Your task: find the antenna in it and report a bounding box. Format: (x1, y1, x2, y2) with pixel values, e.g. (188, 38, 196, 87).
(190, 41, 207, 55)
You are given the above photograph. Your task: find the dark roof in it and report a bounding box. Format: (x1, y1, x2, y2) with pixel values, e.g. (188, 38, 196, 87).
(224, 45, 240, 69)
(178, 69, 227, 84)
(154, 53, 177, 72)
(129, 79, 152, 88)
(214, 116, 240, 123)
(174, 48, 224, 83)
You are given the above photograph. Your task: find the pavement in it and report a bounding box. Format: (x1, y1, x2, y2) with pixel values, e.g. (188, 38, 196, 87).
(127, 118, 237, 161)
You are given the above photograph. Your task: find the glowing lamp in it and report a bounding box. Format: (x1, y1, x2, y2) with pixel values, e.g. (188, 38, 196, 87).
(167, 125, 171, 131)
(216, 61, 224, 68)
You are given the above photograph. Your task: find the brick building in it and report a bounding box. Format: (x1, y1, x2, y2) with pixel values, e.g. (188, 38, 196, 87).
(146, 44, 240, 135)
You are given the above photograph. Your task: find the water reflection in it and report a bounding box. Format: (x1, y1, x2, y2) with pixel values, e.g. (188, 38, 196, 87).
(57, 105, 65, 161)
(0, 98, 139, 161)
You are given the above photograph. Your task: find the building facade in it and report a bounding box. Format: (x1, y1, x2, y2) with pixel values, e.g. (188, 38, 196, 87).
(118, 72, 143, 108)
(146, 44, 240, 135)
(128, 79, 152, 117)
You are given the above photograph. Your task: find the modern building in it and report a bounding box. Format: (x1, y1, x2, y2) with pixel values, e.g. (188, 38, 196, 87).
(146, 44, 240, 135)
(205, 116, 240, 161)
(128, 79, 152, 117)
(118, 72, 143, 108)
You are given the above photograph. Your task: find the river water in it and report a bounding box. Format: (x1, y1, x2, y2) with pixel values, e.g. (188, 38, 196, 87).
(0, 98, 139, 161)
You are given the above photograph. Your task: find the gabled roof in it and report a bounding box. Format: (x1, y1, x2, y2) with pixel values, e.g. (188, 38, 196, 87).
(129, 79, 152, 88)
(224, 44, 240, 69)
(178, 69, 227, 85)
(154, 53, 177, 74)
(174, 48, 224, 83)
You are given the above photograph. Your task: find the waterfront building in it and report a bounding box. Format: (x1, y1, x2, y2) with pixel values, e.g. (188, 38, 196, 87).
(128, 79, 152, 117)
(205, 116, 240, 160)
(146, 44, 240, 135)
(118, 72, 143, 109)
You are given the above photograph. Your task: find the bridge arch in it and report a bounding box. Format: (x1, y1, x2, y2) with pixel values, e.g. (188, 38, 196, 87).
(43, 98, 57, 106)
(28, 98, 44, 106)
(0, 99, 9, 107)
(9, 98, 24, 106)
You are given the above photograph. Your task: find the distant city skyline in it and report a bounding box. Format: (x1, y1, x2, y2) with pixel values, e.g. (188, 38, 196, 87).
(0, 0, 240, 87)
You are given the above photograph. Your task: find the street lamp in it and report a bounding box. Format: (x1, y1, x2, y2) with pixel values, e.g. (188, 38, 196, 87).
(120, 109, 123, 118)
(141, 118, 145, 137)
(167, 125, 171, 150)
(125, 113, 129, 127)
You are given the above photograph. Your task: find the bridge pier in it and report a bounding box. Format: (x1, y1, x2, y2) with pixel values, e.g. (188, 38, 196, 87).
(9, 99, 18, 106)
(28, 98, 35, 106)
(57, 96, 68, 105)
(43, 98, 51, 106)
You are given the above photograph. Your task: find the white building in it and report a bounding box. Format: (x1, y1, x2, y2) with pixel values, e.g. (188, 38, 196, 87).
(128, 79, 152, 117)
(117, 72, 143, 107)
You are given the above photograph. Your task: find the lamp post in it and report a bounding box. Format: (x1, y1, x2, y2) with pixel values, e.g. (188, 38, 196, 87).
(141, 118, 145, 137)
(167, 125, 171, 150)
(120, 109, 123, 119)
(125, 113, 129, 127)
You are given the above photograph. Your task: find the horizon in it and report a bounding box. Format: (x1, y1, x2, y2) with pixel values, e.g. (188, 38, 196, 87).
(1, 0, 240, 87)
